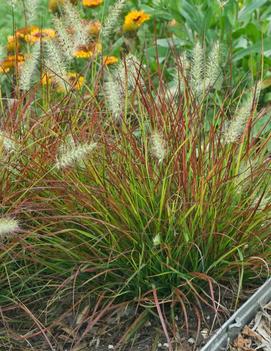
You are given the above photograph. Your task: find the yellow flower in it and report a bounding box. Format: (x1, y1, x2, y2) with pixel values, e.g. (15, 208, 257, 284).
(67, 72, 85, 90)
(103, 56, 118, 65)
(56, 72, 85, 92)
(15, 25, 40, 39)
(24, 28, 56, 44)
(41, 72, 53, 86)
(0, 66, 10, 74)
(0, 55, 25, 70)
(41, 72, 84, 91)
(74, 42, 102, 59)
(123, 10, 150, 32)
(49, 0, 78, 12)
(82, 0, 103, 7)
(7, 36, 19, 52)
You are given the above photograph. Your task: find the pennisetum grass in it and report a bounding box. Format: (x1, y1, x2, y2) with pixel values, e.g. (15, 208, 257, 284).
(0, 24, 270, 349)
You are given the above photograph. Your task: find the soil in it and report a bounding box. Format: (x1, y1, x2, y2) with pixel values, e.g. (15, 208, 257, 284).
(0, 302, 228, 351)
(0, 287, 259, 351)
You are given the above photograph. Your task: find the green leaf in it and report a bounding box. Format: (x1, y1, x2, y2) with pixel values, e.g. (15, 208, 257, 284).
(238, 0, 268, 21)
(233, 37, 271, 61)
(156, 38, 186, 48)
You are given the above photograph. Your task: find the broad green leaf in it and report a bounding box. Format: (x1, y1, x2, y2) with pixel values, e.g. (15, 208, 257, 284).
(233, 38, 271, 61)
(238, 0, 268, 21)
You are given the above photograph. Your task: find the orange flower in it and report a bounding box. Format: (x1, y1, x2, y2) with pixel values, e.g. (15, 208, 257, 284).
(49, 0, 78, 12)
(0, 55, 25, 70)
(82, 0, 103, 7)
(15, 25, 40, 39)
(123, 10, 150, 32)
(74, 42, 102, 58)
(24, 28, 56, 44)
(0, 66, 10, 74)
(103, 56, 118, 65)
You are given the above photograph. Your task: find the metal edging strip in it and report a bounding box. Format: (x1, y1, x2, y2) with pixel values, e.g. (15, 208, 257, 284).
(201, 278, 271, 351)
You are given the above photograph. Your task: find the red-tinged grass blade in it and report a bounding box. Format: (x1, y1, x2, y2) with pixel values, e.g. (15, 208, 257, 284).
(174, 288, 190, 336)
(16, 301, 55, 350)
(153, 288, 173, 351)
(115, 309, 149, 349)
(192, 305, 202, 351)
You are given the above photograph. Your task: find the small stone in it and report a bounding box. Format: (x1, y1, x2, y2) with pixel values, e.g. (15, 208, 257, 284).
(188, 337, 195, 344)
(158, 343, 162, 347)
(201, 328, 209, 339)
(163, 343, 169, 348)
(108, 345, 114, 350)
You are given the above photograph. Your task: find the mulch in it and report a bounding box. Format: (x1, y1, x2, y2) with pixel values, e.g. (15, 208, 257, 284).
(229, 301, 271, 351)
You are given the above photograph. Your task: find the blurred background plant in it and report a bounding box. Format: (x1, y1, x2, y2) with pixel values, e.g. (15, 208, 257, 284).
(1, 0, 271, 93)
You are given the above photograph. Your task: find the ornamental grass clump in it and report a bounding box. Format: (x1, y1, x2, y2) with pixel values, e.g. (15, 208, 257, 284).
(9, 56, 270, 318)
(0, 49, 270, 348)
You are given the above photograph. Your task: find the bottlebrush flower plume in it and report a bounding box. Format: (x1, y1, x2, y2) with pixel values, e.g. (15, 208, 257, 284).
(117, 54, 143, 91)
(151, 131, 166, 163)
(24, 0, 39, 24)
(44, 40, 68, 90)
(104, 73, 123, 120)
(191, 42, 204, 97)
(53, 16, 74, 60)
(19, 43, 40, 91)
(205, 41, 221, 89)
(56, 141, 97, 169)
(0, 131, 16, 152)
(63, 1, 88, 48)
(0, 217, 19, 239)
(101, 0, 126, 38)
(224, 83, 262, 143)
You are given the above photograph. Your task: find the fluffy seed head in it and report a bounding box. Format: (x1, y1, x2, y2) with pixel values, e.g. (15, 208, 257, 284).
(45, 40, 68, 90)
(63, 1, 88, 48)
(24, 0, 39, 24)
(151, 131, 166, 163)
(53, 16, 74, 60)
(101, 0, 126, 39)
(0, 217, 20, 239)
(104, 73, 123, 120)
(153, 233, 161, 246)
(116, 54, 143, 92)
(56, 141, 97, 169)
(19, 43, 40, 91)
(191, 42, 204, 97)
(205, 41, 221, 89)
(0, 131, 16, 152)
(224, 84, 261, 144)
